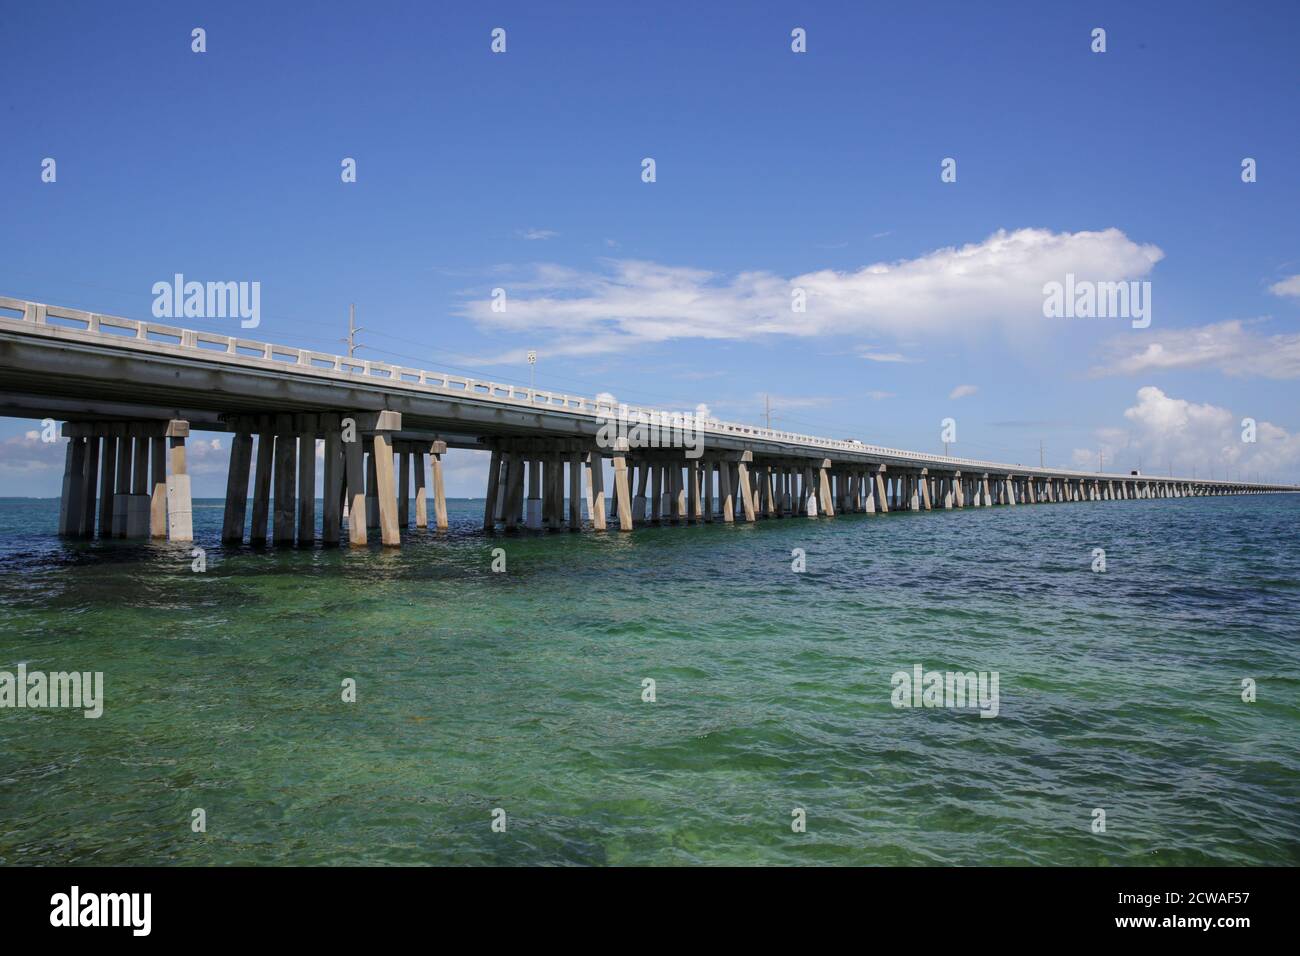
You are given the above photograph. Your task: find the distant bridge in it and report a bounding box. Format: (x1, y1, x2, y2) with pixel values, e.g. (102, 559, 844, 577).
(1, 295, 1293, 547)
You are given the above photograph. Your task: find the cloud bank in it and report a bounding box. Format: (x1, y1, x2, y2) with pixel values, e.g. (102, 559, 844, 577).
(460, 227, 1163, 358)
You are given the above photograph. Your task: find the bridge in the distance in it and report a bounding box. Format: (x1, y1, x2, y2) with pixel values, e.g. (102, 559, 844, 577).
(1, 295, 1293, 547)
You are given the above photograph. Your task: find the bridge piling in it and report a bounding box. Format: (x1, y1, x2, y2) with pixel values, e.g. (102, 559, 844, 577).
(79, 433, 100, 536)
(149, 436, 166, 537)
(589, 451, 607, 530)
(249, 428, 273, 543)
(297, 416, 317, 544)
(321, 418, 343, 543)
(98, 430, 116, 537)
(272, 417, 296, 545)
(165, 421, 193, 542)
(222, 430, 253, 543)
(430, 441, 449, 530)
(57, 435, 85, 536)
(343, 429, 367, 547)
(126, 431, 150, 538)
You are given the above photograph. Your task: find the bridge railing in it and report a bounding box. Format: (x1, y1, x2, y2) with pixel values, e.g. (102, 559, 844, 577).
(0, 295, 1286, 488)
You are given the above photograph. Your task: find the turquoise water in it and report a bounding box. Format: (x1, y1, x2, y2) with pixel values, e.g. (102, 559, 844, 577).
(0, 494, 1296, 865)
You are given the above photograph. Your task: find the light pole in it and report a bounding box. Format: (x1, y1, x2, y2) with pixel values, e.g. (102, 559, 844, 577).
(342, 303, 364, 358)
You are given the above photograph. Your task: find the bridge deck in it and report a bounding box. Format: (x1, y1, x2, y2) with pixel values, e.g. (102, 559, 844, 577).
(1, 295, 1292, 548)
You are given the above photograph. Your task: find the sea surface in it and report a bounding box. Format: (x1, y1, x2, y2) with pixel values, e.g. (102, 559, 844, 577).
(0, 494, 1297, 866)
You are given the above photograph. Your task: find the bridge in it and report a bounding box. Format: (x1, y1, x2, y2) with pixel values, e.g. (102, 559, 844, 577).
(1, 295, 1293, 547)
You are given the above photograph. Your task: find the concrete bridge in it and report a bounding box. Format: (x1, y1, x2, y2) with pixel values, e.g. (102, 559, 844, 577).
(1, 295, 1293, 547)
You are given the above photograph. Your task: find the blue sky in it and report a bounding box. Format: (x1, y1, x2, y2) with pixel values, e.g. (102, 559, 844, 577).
(2, 0, 1298, 495)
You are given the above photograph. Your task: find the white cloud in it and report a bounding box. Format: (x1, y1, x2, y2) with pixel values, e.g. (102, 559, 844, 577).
(861, 350, 915, 363)
(1269, 275, 1300, 297)
(949, 384, 978, 399)
(0, 431, 62, 479)
(517, 228, 559, 241)
(1092, 319, 1300, 379)
(1073, 386, 1300, 482)
(459, 227, 1163, 357)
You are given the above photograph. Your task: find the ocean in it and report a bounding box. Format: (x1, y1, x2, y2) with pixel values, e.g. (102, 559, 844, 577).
(0, 494, 1296, 865)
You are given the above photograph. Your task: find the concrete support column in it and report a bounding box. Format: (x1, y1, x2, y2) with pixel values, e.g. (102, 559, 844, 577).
(803, 466, 818, 516)
(272, 416, 297, 544)
(250, 426, 274, 543)
(98, 431, 117, 538)
(816, 460, 834, 518)
(78, 433, 100, 537)
(147, 435, 167, 538)
(58, 434, 87, 537)
(297, 417, 317, 543)
(613, 452, 633, 531)
(416, 444, 431, 528)
(127, 432, 151, 538)
(371, 429, 400, 546)
(483, 449, 503, 531)
(689, 459, 702, 522)
(321, 416, 343, 543)
(165, 420, 193, 542)
(222, 430, 254, 543)
(632, 462, 647, 522)
(738, 455, 758, 521)
(344, 428, 367, 546)
(568, 450, 583, 529)
(718, 460, 735, 523)
(672, 463, 687, 522)
(589, 453, 607, 531)
(703, 460, 716, 522)
(430, 442, 449, 530)
(112, 426, 131, 536)
(502, 450, 523, 530)
(398, 446, 411, 529)
(548, 451, 564, 530)
(526, 454, 542, 529)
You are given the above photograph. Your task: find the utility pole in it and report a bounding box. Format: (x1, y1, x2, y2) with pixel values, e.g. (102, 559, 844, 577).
(342, 304, 364, 358)
(764, 394, 773, 430)
(1039, 440, 1044, 469)
(1099, 449, 1104, 473)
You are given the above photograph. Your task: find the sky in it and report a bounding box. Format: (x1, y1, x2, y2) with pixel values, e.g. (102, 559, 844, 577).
(1, 0, 1298, 496)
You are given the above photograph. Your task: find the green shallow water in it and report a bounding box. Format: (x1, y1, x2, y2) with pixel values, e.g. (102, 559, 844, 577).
(0, 495, 1297, 865)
